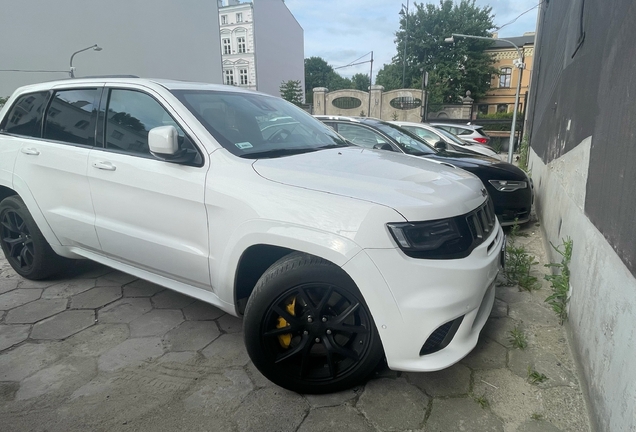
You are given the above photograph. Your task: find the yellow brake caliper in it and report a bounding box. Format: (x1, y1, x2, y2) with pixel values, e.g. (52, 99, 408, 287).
(276, 297, 296, 348)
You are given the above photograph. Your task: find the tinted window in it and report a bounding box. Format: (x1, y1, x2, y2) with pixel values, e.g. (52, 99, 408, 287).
(105, 89, 200, 163)
(0, 92, 49, 137)
(336, 123, 389, 149)
(43, 89, 99, 146)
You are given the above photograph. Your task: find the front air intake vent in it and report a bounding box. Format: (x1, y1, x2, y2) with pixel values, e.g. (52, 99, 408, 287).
(420, 316, 464, 356)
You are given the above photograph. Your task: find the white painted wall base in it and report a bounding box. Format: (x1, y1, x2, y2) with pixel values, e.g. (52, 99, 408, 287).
(528, 143, 636, 432)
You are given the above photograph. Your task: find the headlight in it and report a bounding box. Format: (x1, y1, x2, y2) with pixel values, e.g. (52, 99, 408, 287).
(387, 218, 472, 259)
(488, 180, 527, 192)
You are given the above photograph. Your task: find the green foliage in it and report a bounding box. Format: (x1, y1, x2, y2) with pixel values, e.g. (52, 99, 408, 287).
(477, 111, 514, 120)
(359, 110, 366, 117)
(474, 396, 490, 409)
(505, 221, 540, 291)
(527, 367, 548, 384)
(508, 326, 528, 349)
(378, 0, 497, 104)
(304, 56, 356, 103)
(351, 73, 370, 92)
(519, 136, 530, 172)
(391, 111, 399, 121)
(279, 80, 304, 106)
(531, 413, 544, 421)
(544, 238, 573, 325)
(0, 96, 7, 108)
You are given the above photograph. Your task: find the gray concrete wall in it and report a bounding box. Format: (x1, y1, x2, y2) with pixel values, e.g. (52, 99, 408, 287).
(0, 0, 222, 97)
(528, 143, 636, 432)
(252, 0, 304, 99)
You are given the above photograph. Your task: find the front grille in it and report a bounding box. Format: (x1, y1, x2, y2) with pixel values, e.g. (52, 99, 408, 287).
(420, 316, 464, 356)
(466, 197, 497, 245)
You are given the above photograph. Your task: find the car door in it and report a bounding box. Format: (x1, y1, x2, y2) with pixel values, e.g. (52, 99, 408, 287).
(10, 86, 102, 250)
(87, 85, 211, 288)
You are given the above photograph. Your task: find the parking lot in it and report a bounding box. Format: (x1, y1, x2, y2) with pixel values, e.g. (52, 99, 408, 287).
(0, 226, 591, 432)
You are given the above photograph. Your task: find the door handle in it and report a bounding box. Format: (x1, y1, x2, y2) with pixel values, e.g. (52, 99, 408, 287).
(92, 161, 117, 171)
(21, 147, 40, 155)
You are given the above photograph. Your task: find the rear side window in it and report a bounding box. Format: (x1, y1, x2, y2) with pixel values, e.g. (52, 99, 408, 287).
(43, 88, 99, 146)
(0, 92, 49, 137)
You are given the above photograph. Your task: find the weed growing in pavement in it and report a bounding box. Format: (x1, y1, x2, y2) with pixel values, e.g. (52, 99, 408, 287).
(519, 136, 530, 172)
(475, 396, 490, 409)
(531, 413, 544, 421)
(391, 111, 399, 121)
(504, 221, 540, 291)
(527, 367, 548, 384)
(508, 326, 528, 349)
(545, 237, 573, 325)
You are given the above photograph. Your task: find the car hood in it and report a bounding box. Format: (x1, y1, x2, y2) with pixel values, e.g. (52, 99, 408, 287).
(427, 151, 528, 180)
(252, 147, 487, 221)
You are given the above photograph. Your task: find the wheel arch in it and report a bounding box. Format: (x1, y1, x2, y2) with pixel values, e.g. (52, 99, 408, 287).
(0, 185, 18, 203)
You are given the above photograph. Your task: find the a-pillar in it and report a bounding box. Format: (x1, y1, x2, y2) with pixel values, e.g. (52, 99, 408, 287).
(312, 87, 328, 115)
(369, 85, 384, 119)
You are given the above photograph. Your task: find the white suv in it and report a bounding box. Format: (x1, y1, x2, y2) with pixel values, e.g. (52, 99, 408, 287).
(0, 78, 503, 393)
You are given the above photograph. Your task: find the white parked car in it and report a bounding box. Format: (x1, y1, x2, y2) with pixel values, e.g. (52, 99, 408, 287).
(0, 78, 503, 393)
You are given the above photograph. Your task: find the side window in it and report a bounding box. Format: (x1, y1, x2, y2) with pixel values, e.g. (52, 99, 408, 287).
(336, 124, 388, 149)
(404, 126, 439, 146)
(105, 89, 200, 162)
(0, 92, 49, 137)
(43, 88, 99, 146)
(456, 128, 472, 136)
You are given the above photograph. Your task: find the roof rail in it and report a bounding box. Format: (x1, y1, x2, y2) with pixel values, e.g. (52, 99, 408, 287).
(79, 75, 140, 78)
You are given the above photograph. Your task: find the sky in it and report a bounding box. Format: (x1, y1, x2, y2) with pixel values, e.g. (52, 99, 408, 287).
(284, 0, 539, 79)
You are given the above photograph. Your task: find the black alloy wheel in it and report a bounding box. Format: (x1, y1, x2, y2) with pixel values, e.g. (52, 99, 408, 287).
(1, 209, 35, 271)
(244, 253, 384, 394)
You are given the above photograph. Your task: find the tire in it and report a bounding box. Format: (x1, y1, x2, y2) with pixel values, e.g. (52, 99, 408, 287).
(0, 196, 67, 280)
(243, 252, 384, 394)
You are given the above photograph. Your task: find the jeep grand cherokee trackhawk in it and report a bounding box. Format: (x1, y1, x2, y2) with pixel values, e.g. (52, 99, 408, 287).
(0, 78, 503, 393)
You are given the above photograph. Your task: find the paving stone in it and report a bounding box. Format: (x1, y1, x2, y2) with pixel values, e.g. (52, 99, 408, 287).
(0, 289, 42, 310)
(151, 290, 195, 309)
(541, 386, 590, 432)
(232, 387, 308, 432)
(96, 271, 137, 285)
(31, 310, 95, 340)
(5, 298, 67, 324)
(491, 298, 508, 318)
(0, 381, 19, 402)
(70, 262, 112, 279)
(97, 297, 152, 324)
(163, 321, 220, 352)
(473, 368, 543, 427)
(129, 309, 184, 338)
(16, 356, 97, 401)
(509, 302, 560, 327)
(406, 363, 471, 397)
(358, 377, 428, 431)
(0, 342, 62, 381)
(426, 397, 504, 432)
(98, 337, 164, 372)
(0, 324, 31, 351)
(509, 348, 577, 388)
(183, 369, 253, 413)
(70, 286, 122, 309)
(156, 351, 198, 365)
(495, 286, 534, 304)
(482, 316, 520, 347)
(0, 310, 4, 321)
(461, 337, 508, 370)
(0, 279, 19, 294)
(62, 324, 130, 358)
(517, 419, 563, 432)
(183, 301, 225, 321)
(298, 405, 375, 432)
(16, 279, 55, 289)
(201, 333, 250, 367)
(123, 279, 165, 297)
(217, 313, 242, 333)
(42, 280, 95, 299)
(245, 361, 273, 388)
(304, 387, 360, 408)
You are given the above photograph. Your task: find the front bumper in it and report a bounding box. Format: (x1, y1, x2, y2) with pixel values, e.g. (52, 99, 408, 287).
(343, 224, 503, 372)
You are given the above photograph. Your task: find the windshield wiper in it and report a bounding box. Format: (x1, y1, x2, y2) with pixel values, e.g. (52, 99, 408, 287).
(316, 143, 351, 149)
(239, 148, 320, 159)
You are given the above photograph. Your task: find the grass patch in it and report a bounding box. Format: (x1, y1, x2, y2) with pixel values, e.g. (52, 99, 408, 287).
(518, 136, 530, 172)
(531, 413, 544, 421)
(508, 326, 528, 349)
(504, 221, 540, 291)
(527, 367, 548, 384)
(475, 396, 490, 409)
(545, 237, 573, 325)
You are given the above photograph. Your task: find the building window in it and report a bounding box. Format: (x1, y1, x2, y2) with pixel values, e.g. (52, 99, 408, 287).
(497, 104, 509, 113)
(222, 38, 231, 55)
(224, 69, 234, 85)
(239, 69, 248, 85)
(221, 15, 227, 25)
(237, 36, 246, 54)
(236, 12, 243, 22)
(499, 67, 512, 88)
(478, 104, 488, 115)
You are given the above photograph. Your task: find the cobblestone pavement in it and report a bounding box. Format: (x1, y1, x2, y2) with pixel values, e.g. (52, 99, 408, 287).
(0, 225, 592, 432)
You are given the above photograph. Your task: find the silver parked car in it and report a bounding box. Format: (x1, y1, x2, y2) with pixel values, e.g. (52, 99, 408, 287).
(430, 123, 492, 147)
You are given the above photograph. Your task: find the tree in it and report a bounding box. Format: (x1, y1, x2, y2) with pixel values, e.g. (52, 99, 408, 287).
(383, 0, 497, 104)
(0, 96, 7, 109)
(280, 80, 304, 105)
(351, 73, 370, 92)
(304, 56, 355, 103)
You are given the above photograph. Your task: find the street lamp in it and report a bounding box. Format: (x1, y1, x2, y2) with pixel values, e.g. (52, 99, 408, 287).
(399, 0, 409, 88)
(69, 44, 102, 78)
(444, 33, 524, 163)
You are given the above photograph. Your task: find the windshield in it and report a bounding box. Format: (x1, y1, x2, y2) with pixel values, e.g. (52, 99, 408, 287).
(433, 126, 472, 146)
(171, 90, 349, 158)
(373, 122, 436, 156)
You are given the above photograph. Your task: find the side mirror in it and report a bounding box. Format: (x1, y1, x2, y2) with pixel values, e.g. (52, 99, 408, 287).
(434, 140, 447, 150)
(148, 125, 196, 163)
(373, 143, 394, 151)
